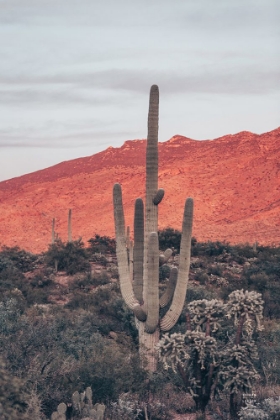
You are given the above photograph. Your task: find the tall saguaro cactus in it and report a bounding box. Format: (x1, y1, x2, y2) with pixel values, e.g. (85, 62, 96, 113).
(113, 85, 193, 371)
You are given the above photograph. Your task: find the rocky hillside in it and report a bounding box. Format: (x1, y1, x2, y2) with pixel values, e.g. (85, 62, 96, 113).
(0, 127, 279, 253)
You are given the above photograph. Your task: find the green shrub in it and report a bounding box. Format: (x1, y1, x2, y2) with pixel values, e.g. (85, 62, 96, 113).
(0, 246, 37, 273)
(45, 239, 90, 275)
(0, 357, 27, 419)
(158, 228, 181, 252)
(239, 397, 280, 420)
(194, 271, 209, 285)
(88, 234, 116, 255)
(159, 265, 171, 282)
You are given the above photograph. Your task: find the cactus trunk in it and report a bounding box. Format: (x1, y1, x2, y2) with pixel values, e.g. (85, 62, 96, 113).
(113, 85, 193, 371)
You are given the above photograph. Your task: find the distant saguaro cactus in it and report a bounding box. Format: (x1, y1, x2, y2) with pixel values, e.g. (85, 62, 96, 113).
(68, 209, 72, 242)
(113, 85, 194, 371)
(51, 218, 55, 244)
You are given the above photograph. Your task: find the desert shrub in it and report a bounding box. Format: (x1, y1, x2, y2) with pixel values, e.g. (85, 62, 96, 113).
(192, 241, 231, 257)
(186, 285, 215, 303)
(24, 287, 51, 306)
(0, 357, 27, 420)
(247, 272, 269, 293)
(70, 271, 110, 292)
(65, 291, 102, 312)
(45, 239, 90, 274)
(88, 234, 116, 255)
(107, 298, 138, 339)
(66, 283, 119, 316)
(194, 270, 209, 285)
(0, 264, 25, 292)
(0, 302, 146, 418)
(207, 263, 224, 276)
(158, 228, 181, 251)
(29, 269, 54, 288)
(239, 397, 280, 420)
(230, 243, 257, 261)
(159, 264, 171, 282)
(263, 283, 280, 319)
(0, 246, 37, 273)
(107, 395, 143, 420)
(257, 321, 280, 384)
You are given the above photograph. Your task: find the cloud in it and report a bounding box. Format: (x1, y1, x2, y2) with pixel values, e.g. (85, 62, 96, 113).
(0, 86, 114, 106)
(0, 130, 134, 148)
(1, 66, 279, 99)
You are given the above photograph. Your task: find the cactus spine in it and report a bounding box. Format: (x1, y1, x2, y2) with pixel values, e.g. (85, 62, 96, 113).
(113, 85, 193, 371)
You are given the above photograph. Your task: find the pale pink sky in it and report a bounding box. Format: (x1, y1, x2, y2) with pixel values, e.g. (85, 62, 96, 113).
(0, 0, 279, 181)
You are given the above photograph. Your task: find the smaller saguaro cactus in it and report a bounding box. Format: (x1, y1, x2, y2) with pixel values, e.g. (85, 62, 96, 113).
(51, 218, 56, 244)
(68, 209, 72, 243)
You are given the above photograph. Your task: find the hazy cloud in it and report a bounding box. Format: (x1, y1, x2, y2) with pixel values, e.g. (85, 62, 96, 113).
(1, 66, 279, 101)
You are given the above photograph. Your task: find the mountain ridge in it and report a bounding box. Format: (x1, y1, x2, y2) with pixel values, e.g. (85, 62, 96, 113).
(0, 127, 279, 253)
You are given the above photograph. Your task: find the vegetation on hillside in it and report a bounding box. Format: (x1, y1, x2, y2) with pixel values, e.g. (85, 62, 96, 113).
(0, 232, 279, 419)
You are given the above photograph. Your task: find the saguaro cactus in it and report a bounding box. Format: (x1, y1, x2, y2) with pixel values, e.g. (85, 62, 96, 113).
(68, 209, 72, 242)
(51, 218, 56, 244)
(113, 85, 193, 371)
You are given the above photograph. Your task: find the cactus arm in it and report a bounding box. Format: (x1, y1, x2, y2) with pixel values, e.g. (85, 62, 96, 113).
(145, 232, 160, 333)
(133, 198, 144, 303)
(113, 183, 146, 321)
(160, 197, 193, 331)
(153, 188, 164, 205)
(160, 267, 178, 308)
(159, 248, 173, 266)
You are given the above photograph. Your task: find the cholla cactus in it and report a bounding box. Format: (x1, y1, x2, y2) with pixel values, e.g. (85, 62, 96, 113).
(158, 291, 264, 420)
(219, 290, 263, 419)
(187, 298, 225, 334)
(226, 289, 264, 337)
(158, 332, 190, 371)
(113, 85, 193, 371)
(158, 300, 221, 418)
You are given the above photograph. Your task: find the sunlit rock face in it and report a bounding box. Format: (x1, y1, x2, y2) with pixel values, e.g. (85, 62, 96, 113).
(0, 127, 279, 253)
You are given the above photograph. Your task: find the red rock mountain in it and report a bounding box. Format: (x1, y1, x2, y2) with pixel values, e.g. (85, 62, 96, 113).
(0, 127, 280, 253)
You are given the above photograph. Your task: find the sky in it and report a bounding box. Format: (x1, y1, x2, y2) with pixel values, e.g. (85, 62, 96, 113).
(0, 0, 279, 182)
